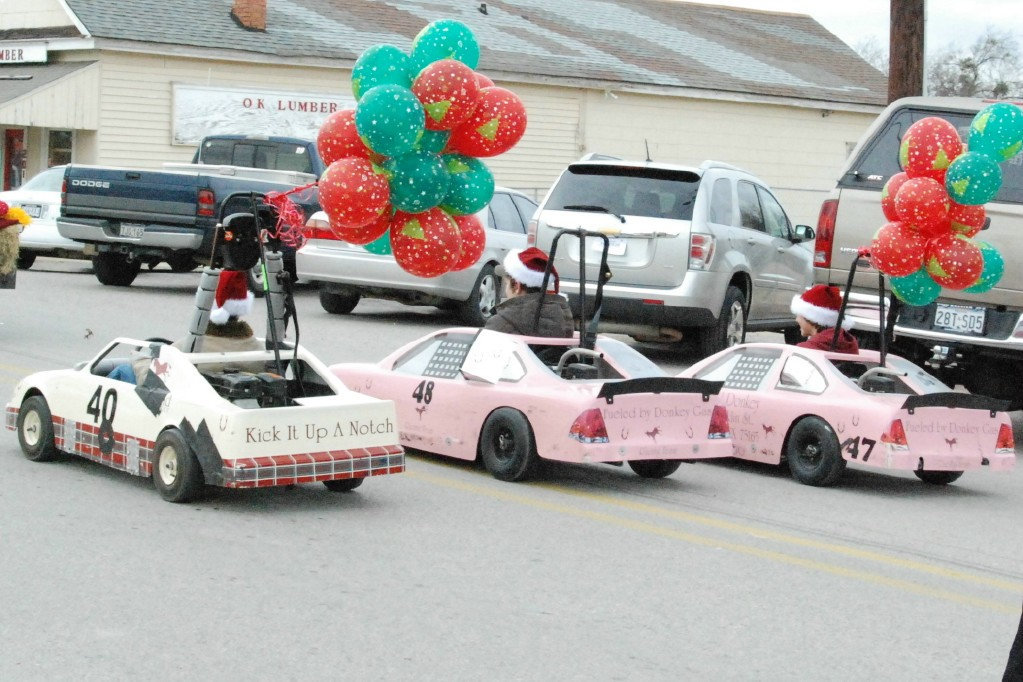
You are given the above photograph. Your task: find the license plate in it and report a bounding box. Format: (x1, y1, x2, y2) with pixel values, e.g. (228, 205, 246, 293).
(119, 223, 145, 239)
(933, 304, 985, 334)
(21, 204, 42, 218)
(590, 236, 626, 256)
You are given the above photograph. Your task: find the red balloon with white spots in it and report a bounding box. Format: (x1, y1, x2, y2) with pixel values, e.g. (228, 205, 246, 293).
(475, 72, 495, 88)
(949, 201, 986, 237)
(894, 177, 951, 238)
(412, 59, 481, 131)
(390, 207, 462, 278)
(317, 109, 376, 165)
(450, 213, 486, 271)
(870, 221, 926, 277)
(924, 233, 984, 290)
(318, 158, 390, 229)
(446, 87, 527, 158)
(898, 116, 964, 183)
(332, 206, 393, 245)
(880, 172, 910, 222)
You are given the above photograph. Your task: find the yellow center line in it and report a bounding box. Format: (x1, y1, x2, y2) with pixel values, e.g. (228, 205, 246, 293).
(407, 469, 1021, 614)
(531, 481, 1023, 594)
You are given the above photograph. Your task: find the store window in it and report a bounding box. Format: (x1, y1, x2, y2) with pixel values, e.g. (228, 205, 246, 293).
(48, 130, 73, 166)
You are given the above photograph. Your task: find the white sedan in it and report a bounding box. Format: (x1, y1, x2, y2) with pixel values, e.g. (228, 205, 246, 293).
(5, 337, 405, 502)
(0, 165, 83, 269)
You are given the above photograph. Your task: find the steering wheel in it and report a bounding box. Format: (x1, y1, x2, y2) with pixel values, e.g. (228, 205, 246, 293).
(145, 337, 173, 345)
(555, 348, 604, 375)
(856, 366, 906, 389)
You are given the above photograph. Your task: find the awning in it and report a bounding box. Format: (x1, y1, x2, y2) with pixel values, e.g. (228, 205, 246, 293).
(0, 61, 99, 129)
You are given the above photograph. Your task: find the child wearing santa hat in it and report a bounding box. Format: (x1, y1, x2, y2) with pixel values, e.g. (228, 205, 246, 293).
(790, 284, 859, 354)
(487, 247, 575, 337)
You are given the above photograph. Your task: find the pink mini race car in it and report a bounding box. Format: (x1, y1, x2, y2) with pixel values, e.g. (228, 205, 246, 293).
(681, 342, 1015, 486)
(330, 328, 732, 481)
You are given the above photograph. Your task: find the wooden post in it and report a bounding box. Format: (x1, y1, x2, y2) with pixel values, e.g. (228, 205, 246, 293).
(888, 0, 925, 102)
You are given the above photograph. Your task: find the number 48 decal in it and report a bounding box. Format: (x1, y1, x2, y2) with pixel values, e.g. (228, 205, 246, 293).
(411, 380, 434, 404)
(87, 386, 118, 424)
(840, 436, 876, 461)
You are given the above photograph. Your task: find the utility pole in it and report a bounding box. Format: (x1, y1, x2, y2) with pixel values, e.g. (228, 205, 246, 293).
(888, 0, 925, 102)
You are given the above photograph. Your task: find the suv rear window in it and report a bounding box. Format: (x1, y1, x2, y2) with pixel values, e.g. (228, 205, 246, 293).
(546, 165, 700, 219)
(842, 108, 1023, 204)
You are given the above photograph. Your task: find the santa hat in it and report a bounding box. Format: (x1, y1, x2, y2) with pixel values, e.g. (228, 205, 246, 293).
(791, 284, 853, 330)
(499, 247, 559, 293)
(209, 270, 254, 325)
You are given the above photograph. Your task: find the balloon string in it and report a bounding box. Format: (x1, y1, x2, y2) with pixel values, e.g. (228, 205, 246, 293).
(265, 181, 318, 249)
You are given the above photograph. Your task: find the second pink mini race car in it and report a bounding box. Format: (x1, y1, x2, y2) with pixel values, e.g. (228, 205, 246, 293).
(681, 342, 1015, 486)
(330, 328, 732, 481)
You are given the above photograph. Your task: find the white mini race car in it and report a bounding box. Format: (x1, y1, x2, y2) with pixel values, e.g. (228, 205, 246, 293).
(5, 337, 404, 502)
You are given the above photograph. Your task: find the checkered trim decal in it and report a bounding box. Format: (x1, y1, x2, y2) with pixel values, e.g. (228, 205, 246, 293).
(220, 445, 405, 488)
(58, 418, 156, 476)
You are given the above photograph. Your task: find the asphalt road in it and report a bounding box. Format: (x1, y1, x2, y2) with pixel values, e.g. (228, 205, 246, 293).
(1, 258, 1021, 681)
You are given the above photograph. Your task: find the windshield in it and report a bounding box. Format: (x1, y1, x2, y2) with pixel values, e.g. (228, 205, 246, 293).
(546, 165, 700, 219)
(20, 167, 64, 193)
(594, 337, 666, 378)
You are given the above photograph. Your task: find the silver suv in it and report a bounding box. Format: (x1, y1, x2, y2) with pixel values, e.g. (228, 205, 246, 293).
(297, 187, 537, 325)
(531, 158, 814, 355)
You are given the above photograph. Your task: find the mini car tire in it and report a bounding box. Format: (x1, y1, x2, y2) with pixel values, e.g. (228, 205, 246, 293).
(697, 285, 747, 357)
(323, 477, 365, 492)
(17, 396, 59, 462)
(320, 289, 360, 315)
(16, 252, 36, 270)
(785, 416, 846, 487)
(480, 408, 537, 482)
(913, 470, 964, 485)
(152, 429, 205, 503)
(457, 263, 499, 326)
(93, 252, 141, 287)
(628, 459, 683, 478)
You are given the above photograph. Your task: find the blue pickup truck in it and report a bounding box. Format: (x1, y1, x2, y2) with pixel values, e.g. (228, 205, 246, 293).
(57, 135, 323, 288)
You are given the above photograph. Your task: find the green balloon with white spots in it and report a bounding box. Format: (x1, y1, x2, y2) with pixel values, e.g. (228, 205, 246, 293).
(383, 151, 450, 213)
(409, 19, 480, 75)
(890, 267, 940, 306)
(969, 102, 1023, 162)
(352, 44, 411, 100)
(440, 154, 494, 215)
(945, 151, 1002, 206)
(964, 241, 1004, 294)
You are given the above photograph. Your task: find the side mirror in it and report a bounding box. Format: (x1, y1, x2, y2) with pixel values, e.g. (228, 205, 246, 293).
(792, 225, 815, 243)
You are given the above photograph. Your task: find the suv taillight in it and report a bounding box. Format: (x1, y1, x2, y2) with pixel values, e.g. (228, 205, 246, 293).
(197, 189, 215, 217)
(527, 218, 537, 246)
(305, 226, 341, 241)
(689, 233, 715, 270)
(814, 199, 838, 267)
(568, 409, 609, 444)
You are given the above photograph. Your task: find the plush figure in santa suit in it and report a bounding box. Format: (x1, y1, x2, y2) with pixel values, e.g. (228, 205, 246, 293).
(0, 200, 30, 289)
(790, 284, 859, 354)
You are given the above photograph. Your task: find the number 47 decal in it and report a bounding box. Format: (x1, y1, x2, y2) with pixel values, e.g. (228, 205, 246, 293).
(840, 436, 876, 461)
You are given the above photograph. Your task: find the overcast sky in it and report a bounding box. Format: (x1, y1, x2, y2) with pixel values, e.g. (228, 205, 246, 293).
(681, 0, 1021, 53)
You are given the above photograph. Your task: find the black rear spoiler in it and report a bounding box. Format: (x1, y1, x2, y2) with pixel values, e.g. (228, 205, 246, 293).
(597, 377, 724, 404)
(901, 392, 1010, 416)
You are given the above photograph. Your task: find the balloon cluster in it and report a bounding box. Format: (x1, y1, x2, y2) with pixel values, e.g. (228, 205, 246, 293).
(871, 103, 1022, 305)
(313, 19, 526, 278)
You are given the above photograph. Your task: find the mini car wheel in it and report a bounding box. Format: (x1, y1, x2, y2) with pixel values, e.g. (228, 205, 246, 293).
(457, 263, 499, 326)
(93, 252, 141, 287)
(17, 396, 59, 462)
(323, 477, 365, 492)
(320, 289, 360, 315)
(628, 459, 682, 478)
(152, 429, 205, 503)
(16, 252, 37, 270)
(480, 407, 537, 482)
(785, 416, 846, 486)
(914, 470, 964, 485)
(697, 285, 747, 356)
